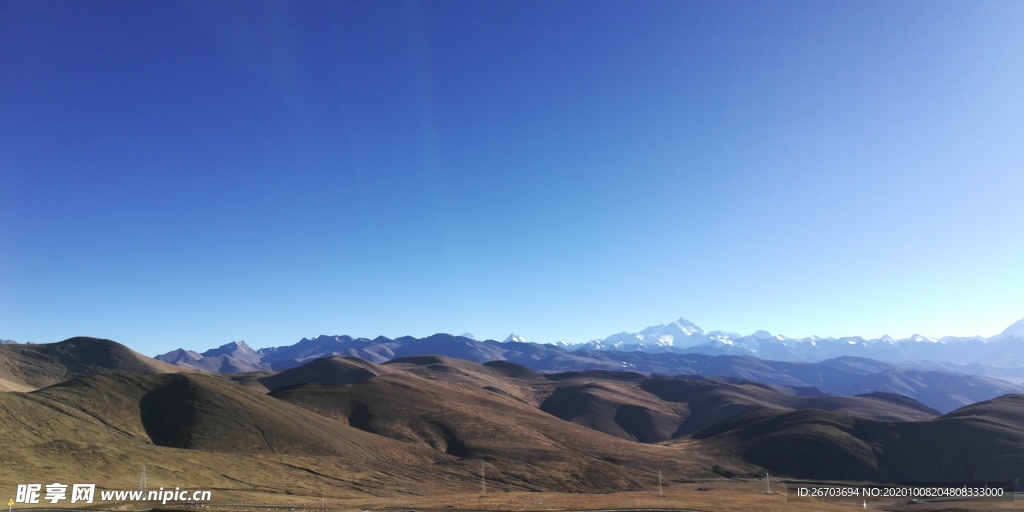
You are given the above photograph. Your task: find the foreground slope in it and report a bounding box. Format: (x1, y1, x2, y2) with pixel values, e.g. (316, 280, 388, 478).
(4, 373, 411, 455)
(0, 368, 737, 496)
(0, 372, 459, 498)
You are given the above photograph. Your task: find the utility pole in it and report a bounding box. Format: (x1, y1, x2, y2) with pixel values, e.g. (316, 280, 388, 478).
(480, 462, 486, 497)
(766, 473, 770, 494)
(139, 466, 147, 493)
(658, 470, 664, 497)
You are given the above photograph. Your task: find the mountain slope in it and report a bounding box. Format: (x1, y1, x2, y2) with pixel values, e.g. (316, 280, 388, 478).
(0, 337, 188, 389)
(538, 374, 937, 444)
(156, 341, 268, 372)
(693, 394, 1024, 482)
(250, 356, 386, 393)
(263, 355, 936, 447)
(0, 371, 466, 501)
(270, 372, 734, 492)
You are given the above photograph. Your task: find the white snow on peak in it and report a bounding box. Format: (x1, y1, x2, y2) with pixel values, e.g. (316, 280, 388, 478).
(998, 317, 1024, 339)
(567, 315, 1024, 360)
(670, 317, 704, 335)
(599, 317, 710, 349)
(503, 333, 528, 344)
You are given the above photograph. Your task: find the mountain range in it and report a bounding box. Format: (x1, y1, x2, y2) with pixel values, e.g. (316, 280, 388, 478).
(578, 316, 1024, 367)
(157, 315, 1024, 372)
(6, 339, 1024, 494)
(153, 317, 1024, 413)
(6, 335, 1024, 512)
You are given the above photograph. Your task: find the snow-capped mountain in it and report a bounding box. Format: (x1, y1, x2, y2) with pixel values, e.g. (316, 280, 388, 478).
(997, 318, 1024, 340)
(504, 334, 529, 344)
(569, 316, 1024, 367)
(576, 317, 723, 351)
(154, 315, 1024, 385)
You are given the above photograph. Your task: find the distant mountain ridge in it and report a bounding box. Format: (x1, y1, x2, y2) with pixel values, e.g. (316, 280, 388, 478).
(156, 315, 1024, 374)
(576, 316, 1024, 367)
(157, 341, 266, 373)
(156, 322, 1024, 413)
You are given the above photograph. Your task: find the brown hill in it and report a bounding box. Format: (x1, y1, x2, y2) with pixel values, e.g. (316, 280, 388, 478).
(0, 372, 450, 499)
(248, 355, 937, 445)
(539, 381, 687, 443)
(270, 372, 738, 492)
(0, 377, 32, 392)
(641, 376, 937, 433)
(14, 373, 422, 458)
(231, 356, 387, 393)
(138, 374, 392, 456)
(693, 393, 1024, 482)
(536, 373, 937, 443)
(0, 337, 188, 389)
(381, 355, 548, 405)
(2, 348, 1020, 507)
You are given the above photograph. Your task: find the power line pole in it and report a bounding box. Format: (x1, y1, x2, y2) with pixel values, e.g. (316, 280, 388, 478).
(480, 461, 486, 497)
(658, 470, 664, 497)
(139, 466, 147, 493)
(766, 473, 770, 494)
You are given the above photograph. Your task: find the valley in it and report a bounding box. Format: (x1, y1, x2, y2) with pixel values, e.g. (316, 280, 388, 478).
(3, 333, 1024, 511)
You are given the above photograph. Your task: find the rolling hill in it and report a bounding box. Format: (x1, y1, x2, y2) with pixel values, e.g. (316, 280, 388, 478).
(0, 337, 188, 389)
(263, 355, 938, 447)
(693, 393, 1024, 483)
(270, 371, 732, 491)
(0, 372, 461, 501)
(4, 335, 1023, 504)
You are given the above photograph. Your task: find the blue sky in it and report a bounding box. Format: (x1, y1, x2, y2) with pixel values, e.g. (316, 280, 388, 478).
(2, 1, 1022, 355)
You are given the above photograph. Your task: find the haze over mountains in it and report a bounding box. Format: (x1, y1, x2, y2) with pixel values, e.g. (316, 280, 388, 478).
(157, 315, 1024, 370)
(579, 316, 1024, 366)
(152, 316, 1024, 413)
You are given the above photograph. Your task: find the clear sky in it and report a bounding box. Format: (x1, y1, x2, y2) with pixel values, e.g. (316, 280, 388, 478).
(2, 1, 1022, 355)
